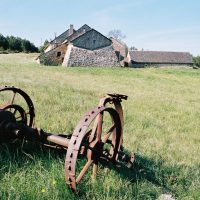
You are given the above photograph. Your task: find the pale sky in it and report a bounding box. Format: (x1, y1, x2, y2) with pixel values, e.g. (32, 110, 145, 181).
(0, 0, 199, 55)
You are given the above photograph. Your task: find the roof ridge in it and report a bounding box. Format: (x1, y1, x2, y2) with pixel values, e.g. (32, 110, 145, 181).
(70, 28, 111, 43)
(129, 50, 191, 54)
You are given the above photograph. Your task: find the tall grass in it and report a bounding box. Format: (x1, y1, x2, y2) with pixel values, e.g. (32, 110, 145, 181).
(0, 53, 200, 199)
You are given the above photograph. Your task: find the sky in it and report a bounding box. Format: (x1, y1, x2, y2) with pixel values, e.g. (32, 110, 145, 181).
(0, 0, 199, 55)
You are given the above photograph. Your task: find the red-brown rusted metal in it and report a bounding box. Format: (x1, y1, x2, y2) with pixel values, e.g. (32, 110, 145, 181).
(99, 94, 128, 152)
(65, 106, 122, 191)
(0, 86, 35, 127)
(0, 86, 133, 192)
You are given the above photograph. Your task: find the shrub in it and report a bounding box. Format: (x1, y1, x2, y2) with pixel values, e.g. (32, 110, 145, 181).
(193, 56, 200, 68)
(39, 52, 56, 66)
(39, 40, 49, 53)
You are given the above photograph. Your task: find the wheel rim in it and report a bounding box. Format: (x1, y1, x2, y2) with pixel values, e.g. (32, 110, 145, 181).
(0, 86, 35, 127)
(65, 106, 121, 192)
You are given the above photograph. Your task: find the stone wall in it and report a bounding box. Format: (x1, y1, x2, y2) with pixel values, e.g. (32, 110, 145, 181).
(40, 43, 68, 65)
(72, 29, 112, 50)
(111, 38, 127, 59)
(64, 45, 120, 67)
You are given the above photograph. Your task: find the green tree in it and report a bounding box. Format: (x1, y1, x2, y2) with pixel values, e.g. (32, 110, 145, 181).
(39, 40, 49, 53)
(5, 35, 38, 53)
(21, 39, 38, 53)
(193, 56, 200, 68)
(7, 36, 22, 52)
(21, 39, 32, 52)
(0, 34, 9, 50)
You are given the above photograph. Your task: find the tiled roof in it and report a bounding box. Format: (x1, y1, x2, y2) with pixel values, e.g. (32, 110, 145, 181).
(50, 24, 91, 44)
(66, 24, 92, 42)
(129, 51, 193, 64)
(50, 29, 73, 44)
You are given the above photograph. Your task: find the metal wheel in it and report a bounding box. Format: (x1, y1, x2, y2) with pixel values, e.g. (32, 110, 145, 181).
(0, 86, 35, 127)
(99, 94, 128, 152)
(65, 106, 122, 192)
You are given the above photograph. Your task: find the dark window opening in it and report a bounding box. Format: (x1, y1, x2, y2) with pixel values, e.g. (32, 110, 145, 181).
(57, 52, 61, 57)
(93, 40, 96, 44)
(124, 62, 129, 67)
(115, 51, 120, 61)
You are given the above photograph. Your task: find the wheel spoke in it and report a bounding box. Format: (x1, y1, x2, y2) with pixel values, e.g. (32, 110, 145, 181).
(13, 108, 17, 116)
(96, 112, 103, 141)
(10, 92, 16, 105)
(76, 160, 93, 184)
(102, 124, 115, 143)
(65, 106, 121, 191)
(15, 115, 22, 120)
(92, 162, 98, 182)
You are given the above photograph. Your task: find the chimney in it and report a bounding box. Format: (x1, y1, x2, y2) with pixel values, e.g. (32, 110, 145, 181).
(69, 24, 74, 35)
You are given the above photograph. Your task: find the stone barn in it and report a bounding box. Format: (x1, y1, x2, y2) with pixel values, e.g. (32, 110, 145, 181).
(37, 24, 127, 67)
(127, 50, 193, 67)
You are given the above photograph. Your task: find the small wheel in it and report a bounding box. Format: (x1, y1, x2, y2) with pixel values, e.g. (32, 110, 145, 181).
(65, 106, 121, 192)
(2, 104, 27, 124)
(0, 86, 35, 127)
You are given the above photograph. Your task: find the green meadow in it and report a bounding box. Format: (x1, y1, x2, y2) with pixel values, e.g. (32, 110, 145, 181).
(0, 53, 200, 199)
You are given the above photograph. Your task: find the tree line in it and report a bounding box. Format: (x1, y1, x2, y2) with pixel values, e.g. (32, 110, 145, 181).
(0, 33, 38, 53)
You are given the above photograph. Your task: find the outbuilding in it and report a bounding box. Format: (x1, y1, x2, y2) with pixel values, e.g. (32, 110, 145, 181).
(127, 50, 193, 67)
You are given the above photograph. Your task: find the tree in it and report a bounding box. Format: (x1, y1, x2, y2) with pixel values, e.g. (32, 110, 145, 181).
(129, 46, 138, 51)
(3, 35, 38, 53)
(39, 40, 49, 53)
(21, 39, 32, 52)
(107, 29, 126, 41)
(7, 36, 22, 52)
(193, 56, 200, 68)
(0, 34, 9, 50)
(21, 39, 38, 53)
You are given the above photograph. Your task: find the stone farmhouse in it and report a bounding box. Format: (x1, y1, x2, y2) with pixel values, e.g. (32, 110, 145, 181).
(37, 24, 193, 67)
(37, 24, 127, 67)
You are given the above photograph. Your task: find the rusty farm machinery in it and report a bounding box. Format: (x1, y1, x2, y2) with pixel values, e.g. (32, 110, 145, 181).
(0, 86, 134, 192)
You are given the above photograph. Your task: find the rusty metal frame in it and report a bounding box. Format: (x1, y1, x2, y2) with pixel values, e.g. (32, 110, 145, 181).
(0, 86, 133, 192)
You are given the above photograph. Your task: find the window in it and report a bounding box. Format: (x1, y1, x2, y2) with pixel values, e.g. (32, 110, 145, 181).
(93, 40, 96, 44)
(57, 52, 61, 57)
(115, 51, 120, 59)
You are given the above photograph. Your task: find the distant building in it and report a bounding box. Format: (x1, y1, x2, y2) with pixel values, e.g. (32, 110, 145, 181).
(37, 24, 193, 67)
(127, 50, 193, 67)
(37, 24, 127, 67)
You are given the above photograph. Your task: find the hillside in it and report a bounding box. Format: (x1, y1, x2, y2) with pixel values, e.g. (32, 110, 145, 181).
(0, 53, 200, 199)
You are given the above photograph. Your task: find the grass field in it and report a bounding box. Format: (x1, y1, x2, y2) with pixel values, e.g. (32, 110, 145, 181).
(0, 53, 200, 200)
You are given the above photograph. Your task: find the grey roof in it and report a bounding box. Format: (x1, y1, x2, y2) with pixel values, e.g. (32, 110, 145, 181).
(50, 29, 73, 44)
(71, 28, 111, 43)
(66, 24, 92, 42)
(129, 51, 193, 64)
(50, 24, 92, 44)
